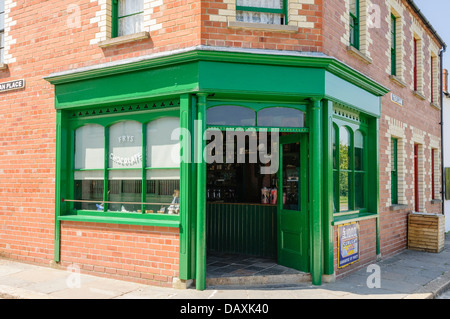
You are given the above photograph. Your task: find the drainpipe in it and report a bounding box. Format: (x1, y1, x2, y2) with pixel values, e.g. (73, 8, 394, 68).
(440, 46, 447, 214)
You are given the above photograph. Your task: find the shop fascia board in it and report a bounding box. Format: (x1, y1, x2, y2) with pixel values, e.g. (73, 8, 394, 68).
(44, 47, 389, 112)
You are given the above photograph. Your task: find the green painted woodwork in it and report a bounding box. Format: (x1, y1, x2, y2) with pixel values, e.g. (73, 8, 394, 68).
(58, 214, 180, 227)
(179, 94, 197, 280)
(206, 203, 277, 258)
(45, 50, 388, 114)
(112, 0, 119, 38)
(309, 99, 323, 286)
(324, 72, 381, 118)
(277, 133, 310, 272)
(322, 100, 334, 276)
(195, 93, 207, 291)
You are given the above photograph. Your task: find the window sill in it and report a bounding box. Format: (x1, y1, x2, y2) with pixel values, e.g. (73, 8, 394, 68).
(412, 90, 426, 101)
(346, 46, 372, 64)
(58, 213, 180, 228)
(431, 199, 442, 204)
(430, 102, 440, 110)
(0, 63, 8, 71)
(332, 211, 378, 226)
(227, 21, 298, 33)
(98, 31, 150, 48)
(389, 75, 406, 88)
(389, 204, 408, 211)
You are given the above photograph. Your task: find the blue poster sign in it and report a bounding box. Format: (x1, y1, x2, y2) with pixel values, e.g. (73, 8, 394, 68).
(338, 222, 360, 268)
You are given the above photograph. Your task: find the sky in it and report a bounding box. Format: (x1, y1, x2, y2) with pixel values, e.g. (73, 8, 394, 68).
(413, 0, 450, 71)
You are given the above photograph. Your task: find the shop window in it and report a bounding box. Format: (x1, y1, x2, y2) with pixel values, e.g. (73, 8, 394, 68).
(236, 0, 287, 25)
(354, 130, 365, 209)
(0, 0, 4, 64)
(207, 105, 256, 126)
(349, 0, 360, 50)
(339, 126, 351, 211)
(74, 124, 105, 211)
(146, 117, 181, 208)
(257, 107, 304, 128)
(333, 124, 367, 213)
(112, 0, 144, 37)
(73, 115, 180, 216)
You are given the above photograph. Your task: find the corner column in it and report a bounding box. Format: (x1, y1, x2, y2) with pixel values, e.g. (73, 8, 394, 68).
(310, 98, 323, 285)
(196, 93, 208, 290)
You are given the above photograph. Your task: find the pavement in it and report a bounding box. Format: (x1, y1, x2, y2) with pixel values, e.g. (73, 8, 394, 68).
(1, 234, 450, 300)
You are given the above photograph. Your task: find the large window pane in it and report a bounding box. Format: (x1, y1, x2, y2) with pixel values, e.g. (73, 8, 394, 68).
(146, 170, 180, 214)
(354, 130, 364, 171)
(339, 171, 349, 211)
(74, 171, 104, 211)
(339, 126, 350, 170)
(109, 121, 143, 169)
(108, 170, 142, 212)
(75, 124, 104, 170)
(258, 107, 304, 128)
(207, 105, 256, 126)
(147, 117, 180, 168)
(355, 172, 365, 209)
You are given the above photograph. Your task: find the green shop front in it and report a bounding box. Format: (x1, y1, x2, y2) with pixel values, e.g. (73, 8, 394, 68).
(46, 48, 389, 290)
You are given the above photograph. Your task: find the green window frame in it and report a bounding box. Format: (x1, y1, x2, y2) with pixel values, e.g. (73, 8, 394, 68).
(236, 0, 288, 25)
(391, 137, 398, 205)
(61, 105, 181, 227)
(332, 121, 368, 214)
(349, 0, 360, 50)
(112, 0, 144, 38)
(391, 14, 397, 76)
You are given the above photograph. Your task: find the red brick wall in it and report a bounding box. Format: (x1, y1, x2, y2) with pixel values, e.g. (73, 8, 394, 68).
(59, 222, 179, 286)
(201, 0, 323, 51)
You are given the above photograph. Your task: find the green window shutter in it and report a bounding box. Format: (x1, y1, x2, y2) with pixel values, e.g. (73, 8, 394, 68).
(391, 138, 398, 204)
(391, 14, 397, 76)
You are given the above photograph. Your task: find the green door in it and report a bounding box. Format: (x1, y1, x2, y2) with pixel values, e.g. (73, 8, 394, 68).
(277, 133, 309, 272)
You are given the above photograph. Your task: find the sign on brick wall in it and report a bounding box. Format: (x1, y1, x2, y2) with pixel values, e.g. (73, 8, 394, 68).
(338, 222, 360, 268)
(0, 79, 25, 93)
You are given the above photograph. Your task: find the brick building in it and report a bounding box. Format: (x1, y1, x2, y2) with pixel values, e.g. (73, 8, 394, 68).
(0, 0, 445, 290)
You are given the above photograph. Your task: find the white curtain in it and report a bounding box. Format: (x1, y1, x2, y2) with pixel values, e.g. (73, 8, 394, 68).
(109, 120, 143, 169)
(75, 124, 104, 170)
(118, 0, 144, 36)
(236, 0, 283, 24)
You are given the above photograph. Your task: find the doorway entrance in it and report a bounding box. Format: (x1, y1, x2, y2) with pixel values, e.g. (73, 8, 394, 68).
(205, 130, 309, 282)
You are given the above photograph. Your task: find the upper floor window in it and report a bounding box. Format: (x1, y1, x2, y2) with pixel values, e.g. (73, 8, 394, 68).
(112, 0, 144, 37)
(236, 0, 287, 25)
(0, 0, 4, 64)
(391, 14, 397, 76)
(349, 0, 360, 50)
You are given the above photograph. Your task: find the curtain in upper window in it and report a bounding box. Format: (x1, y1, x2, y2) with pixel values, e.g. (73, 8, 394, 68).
(117, 0, 144, 37)
(236, 0, 284, 25)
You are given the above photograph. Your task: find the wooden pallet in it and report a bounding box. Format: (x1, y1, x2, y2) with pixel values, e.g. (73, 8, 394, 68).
(408, 213, 445, 253)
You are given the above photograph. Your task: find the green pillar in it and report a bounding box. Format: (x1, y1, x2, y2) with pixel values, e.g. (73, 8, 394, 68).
(54, 110, 63, 263)
(322, 100, 334, 276)
(179, 94, 195, 280)
(196, 93, 208, 290)
(310, 98, 323, 285)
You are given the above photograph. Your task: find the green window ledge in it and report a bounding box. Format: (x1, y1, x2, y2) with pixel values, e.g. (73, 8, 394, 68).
(58, 214, 181, 228)
(332, 211, 378, 226)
